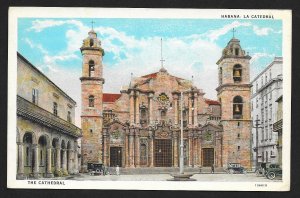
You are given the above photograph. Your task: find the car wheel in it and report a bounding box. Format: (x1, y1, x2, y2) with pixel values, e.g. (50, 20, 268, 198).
(268, 172, 276, 180)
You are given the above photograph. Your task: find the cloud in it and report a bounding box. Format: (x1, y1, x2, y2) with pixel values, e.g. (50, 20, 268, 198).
(204, 21, 251, 41)
(24, 38, 48, 54)
(252, 25, 280, 36)
(252, 25, 282, 36)
(27, 19, 84, 32)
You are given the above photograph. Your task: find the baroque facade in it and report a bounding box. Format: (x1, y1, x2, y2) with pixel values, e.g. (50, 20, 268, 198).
(80, 29, 252, 171)
(250, 57, 283, 167)
(17, 53, 82, 179)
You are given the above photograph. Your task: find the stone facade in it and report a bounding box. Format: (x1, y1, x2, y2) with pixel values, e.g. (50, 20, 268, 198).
(250, 57, 283, 167)
(17, 53, 82, 179)
(216, 37, 252, 169)
(80, 30, 105, 171)
(81, 30, 253, 170)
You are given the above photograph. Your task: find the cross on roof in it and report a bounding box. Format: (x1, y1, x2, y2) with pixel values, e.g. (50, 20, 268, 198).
(91, 20, 95, 30)
(160, 38, 165, 68)
(232, 28, 236, 38)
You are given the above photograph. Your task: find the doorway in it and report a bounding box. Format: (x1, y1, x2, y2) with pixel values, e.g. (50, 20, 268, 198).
(154, 139, 172, 167)
(202, 148, 214, 167)
(110, 147, 122, 167)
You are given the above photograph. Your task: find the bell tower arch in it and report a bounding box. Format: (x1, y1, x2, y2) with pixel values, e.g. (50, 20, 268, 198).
(216, 36, 252, 169)
(80, 29, 105, 172)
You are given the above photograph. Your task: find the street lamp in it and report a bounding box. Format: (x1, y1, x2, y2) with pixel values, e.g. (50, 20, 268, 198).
(168, 89, 196, 181)
(252, 119, 262, 171)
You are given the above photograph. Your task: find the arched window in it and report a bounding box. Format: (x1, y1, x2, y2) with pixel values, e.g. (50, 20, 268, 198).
(182, 110, 188, 127)
(89, 95, 94, 107)
(233, 96, 243, 119)
(89, 39, 94, 47)
(53, 102, 58, 116)
(235, 48, 239, 56)
(233, 64, 242, 83)
(88, 60, 95, 77)
(140, 108, 148, 126)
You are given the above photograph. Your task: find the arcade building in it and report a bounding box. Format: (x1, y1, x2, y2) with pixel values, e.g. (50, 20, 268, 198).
(80, 29, 252, 171)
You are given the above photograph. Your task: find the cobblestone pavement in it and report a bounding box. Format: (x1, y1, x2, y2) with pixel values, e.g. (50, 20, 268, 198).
(66, 173, 282, 182)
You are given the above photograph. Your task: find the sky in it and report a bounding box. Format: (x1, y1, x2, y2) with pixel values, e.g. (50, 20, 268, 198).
(17, 18, 282, 127)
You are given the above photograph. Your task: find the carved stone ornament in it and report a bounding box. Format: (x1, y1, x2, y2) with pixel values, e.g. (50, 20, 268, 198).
(156, 131, 169, 139)
(204, 131, 212, 141)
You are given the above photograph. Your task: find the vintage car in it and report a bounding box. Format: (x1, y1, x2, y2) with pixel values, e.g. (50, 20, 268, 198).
(265, 163, 282, 180)
(87, 163, 105, 175)
(226, 163, 247, 174)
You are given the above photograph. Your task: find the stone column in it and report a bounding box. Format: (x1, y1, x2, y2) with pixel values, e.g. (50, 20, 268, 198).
(130, 90, 135, 125)
(173, 132, 178, 167)
(198, 132, 202, 167)
(173, 94, 179, 126)
(134, 129, 140, 167)
(17, 142, 24, 179)
(193, 93, 198, 127)
(194, 135, 198, 166)
(148, 93, 154, 125)
(74, 141, 78, 174)
(46, 146, 54, 177)
(62, 149, 67, 175)
(67, 149, 74, 174)
(135, 91, 140, 125)
(103, 130, 109, 166)
(55, 146, 61, 174)
(188, 131, 194, 167)
(129, 127, 135, 167)
(33, 144, 40, 178)
(216, 136, 222, 167)
(188, 93, 193, 126)
(148, 130, 154, 167)
(125, 129, 129, 167)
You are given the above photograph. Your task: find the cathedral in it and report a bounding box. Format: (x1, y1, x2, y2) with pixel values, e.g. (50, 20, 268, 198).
(80, 29, 252, 171)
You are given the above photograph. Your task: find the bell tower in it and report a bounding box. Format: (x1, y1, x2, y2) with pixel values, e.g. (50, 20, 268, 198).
(216, 35, 252, 169)
(80, 29, 105, 171)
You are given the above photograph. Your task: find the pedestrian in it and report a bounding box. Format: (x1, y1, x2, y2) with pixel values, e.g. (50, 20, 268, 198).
(211, 164, 215, 174)
(116, 165, 120, 176)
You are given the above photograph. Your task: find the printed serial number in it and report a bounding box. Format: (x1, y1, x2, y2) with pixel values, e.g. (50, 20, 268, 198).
(255, 184, 268, 187)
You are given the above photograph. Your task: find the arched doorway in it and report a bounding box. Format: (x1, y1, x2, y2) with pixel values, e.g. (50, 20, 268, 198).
(140, 143, 147, 166)
(23, 133, 34, 176)
(52, 138, 59, 173)
(38, 135, 48, 177)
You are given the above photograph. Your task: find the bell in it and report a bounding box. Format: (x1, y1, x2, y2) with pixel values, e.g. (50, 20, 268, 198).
(235, 105, 240, 112)
(234, 69, 241, 77)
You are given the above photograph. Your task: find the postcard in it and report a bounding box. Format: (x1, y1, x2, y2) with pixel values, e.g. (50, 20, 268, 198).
(7, 7, 291, 191)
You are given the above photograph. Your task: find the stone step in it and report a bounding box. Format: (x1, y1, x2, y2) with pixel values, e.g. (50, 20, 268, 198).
(105, 167, 226, 175)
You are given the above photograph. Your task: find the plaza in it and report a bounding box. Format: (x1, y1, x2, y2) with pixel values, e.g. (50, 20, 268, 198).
(63, 172, 281, 182)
